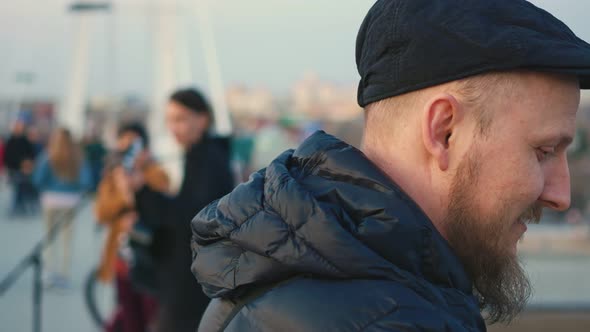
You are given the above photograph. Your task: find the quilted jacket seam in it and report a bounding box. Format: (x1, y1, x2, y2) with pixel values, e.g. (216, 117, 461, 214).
(358, 305, 400, 331)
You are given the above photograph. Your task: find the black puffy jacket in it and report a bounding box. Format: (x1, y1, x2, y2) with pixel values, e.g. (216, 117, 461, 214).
(191, 131, 486, 332)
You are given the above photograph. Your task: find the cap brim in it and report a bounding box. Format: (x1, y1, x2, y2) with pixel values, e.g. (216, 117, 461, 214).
(574, 72, 590, 89)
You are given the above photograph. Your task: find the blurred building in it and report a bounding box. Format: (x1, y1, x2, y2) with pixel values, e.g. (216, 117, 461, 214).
(226, 85, 275, 119)
(291, 72, 362, 122)
(0, 97, 55, 138)
(85, 95, 150, 147)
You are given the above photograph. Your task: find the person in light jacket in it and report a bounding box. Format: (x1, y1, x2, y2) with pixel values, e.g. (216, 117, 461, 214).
(33, 127, 92, 289)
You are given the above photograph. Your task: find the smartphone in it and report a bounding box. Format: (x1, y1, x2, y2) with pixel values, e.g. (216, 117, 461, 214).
(122, 139, 144, 173)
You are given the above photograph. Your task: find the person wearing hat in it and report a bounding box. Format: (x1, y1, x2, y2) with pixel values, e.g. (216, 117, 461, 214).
(119, 88, 235, 332)
(191, 0, 590, 331)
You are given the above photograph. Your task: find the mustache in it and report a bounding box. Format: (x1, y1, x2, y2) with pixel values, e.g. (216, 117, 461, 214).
(518, 205, 543, 224)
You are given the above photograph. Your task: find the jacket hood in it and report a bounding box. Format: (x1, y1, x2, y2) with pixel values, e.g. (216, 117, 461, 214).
(191, 131, 473, 302)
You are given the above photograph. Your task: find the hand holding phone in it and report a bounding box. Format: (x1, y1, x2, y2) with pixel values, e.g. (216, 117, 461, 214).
(122, 139, 144, 173)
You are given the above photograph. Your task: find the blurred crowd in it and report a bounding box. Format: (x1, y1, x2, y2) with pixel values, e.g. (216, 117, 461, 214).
(0, 87, 333, 332)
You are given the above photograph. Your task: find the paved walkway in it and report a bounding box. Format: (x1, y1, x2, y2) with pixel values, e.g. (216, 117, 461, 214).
(0, 185, 109, 332)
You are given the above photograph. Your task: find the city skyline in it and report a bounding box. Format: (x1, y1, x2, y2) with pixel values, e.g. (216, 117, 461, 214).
(0, 0, 589, 101)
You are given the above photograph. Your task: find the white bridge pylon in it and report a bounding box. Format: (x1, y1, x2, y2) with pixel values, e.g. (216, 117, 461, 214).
(62, 0, 231, 191)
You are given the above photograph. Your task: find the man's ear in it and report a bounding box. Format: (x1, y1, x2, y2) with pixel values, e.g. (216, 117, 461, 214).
(421, 93, 461, 171)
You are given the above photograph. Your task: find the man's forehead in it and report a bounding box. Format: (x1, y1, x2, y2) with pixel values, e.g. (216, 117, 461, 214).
(497, 72, 580, 105)
(481, 72, 579, 135)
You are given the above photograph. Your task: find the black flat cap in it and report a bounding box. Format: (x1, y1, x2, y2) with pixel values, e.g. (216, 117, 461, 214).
(356, 0, 590, 107)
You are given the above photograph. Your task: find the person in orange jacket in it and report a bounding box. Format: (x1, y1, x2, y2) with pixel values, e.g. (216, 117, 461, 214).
(94, 123, 169, 332)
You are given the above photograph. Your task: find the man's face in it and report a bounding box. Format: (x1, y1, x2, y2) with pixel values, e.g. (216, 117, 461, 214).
(443, 73, 579, 322)
(116, 132, 138, 153)
(165, 101, 209, 149)
(12, 121, 25, 135)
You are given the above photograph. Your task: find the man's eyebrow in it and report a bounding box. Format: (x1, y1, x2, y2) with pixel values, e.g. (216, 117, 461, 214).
(537, 133, 574, 148)
(556, 133, 574, 148)
(561, 134, 573, 145)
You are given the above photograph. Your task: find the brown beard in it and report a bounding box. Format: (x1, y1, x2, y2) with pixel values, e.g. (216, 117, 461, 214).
(444, 147, 542, 324)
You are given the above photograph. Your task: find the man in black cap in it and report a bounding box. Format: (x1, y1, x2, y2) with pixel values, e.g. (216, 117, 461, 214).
(191, 1, 590, 331)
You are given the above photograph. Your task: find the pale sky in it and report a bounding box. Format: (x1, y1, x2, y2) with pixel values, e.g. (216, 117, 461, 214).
(0, 0, 589, 101)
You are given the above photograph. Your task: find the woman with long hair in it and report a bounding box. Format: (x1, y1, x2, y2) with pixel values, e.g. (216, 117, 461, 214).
(33, 127, 92, 289)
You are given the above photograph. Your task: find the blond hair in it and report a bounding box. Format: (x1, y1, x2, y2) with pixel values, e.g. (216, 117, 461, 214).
(48, 127, 82, 181)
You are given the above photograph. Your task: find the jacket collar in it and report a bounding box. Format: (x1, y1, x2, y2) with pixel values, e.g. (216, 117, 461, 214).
(289, 131, 473, 294)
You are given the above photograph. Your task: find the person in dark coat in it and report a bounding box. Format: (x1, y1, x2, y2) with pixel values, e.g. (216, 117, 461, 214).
(0, 136, 5, 175)
(3, 120, 35, 216)
(82, 133, 107, 191)
(126, 88, 234, 332)
(191, 1, 590, 331)
(24, 126, 43, 212)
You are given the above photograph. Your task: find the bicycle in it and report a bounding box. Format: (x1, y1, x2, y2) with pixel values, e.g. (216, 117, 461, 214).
(84, 266, 116, 329)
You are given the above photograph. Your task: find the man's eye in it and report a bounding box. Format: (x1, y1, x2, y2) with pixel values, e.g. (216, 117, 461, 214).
(536, 147, 555, 161)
